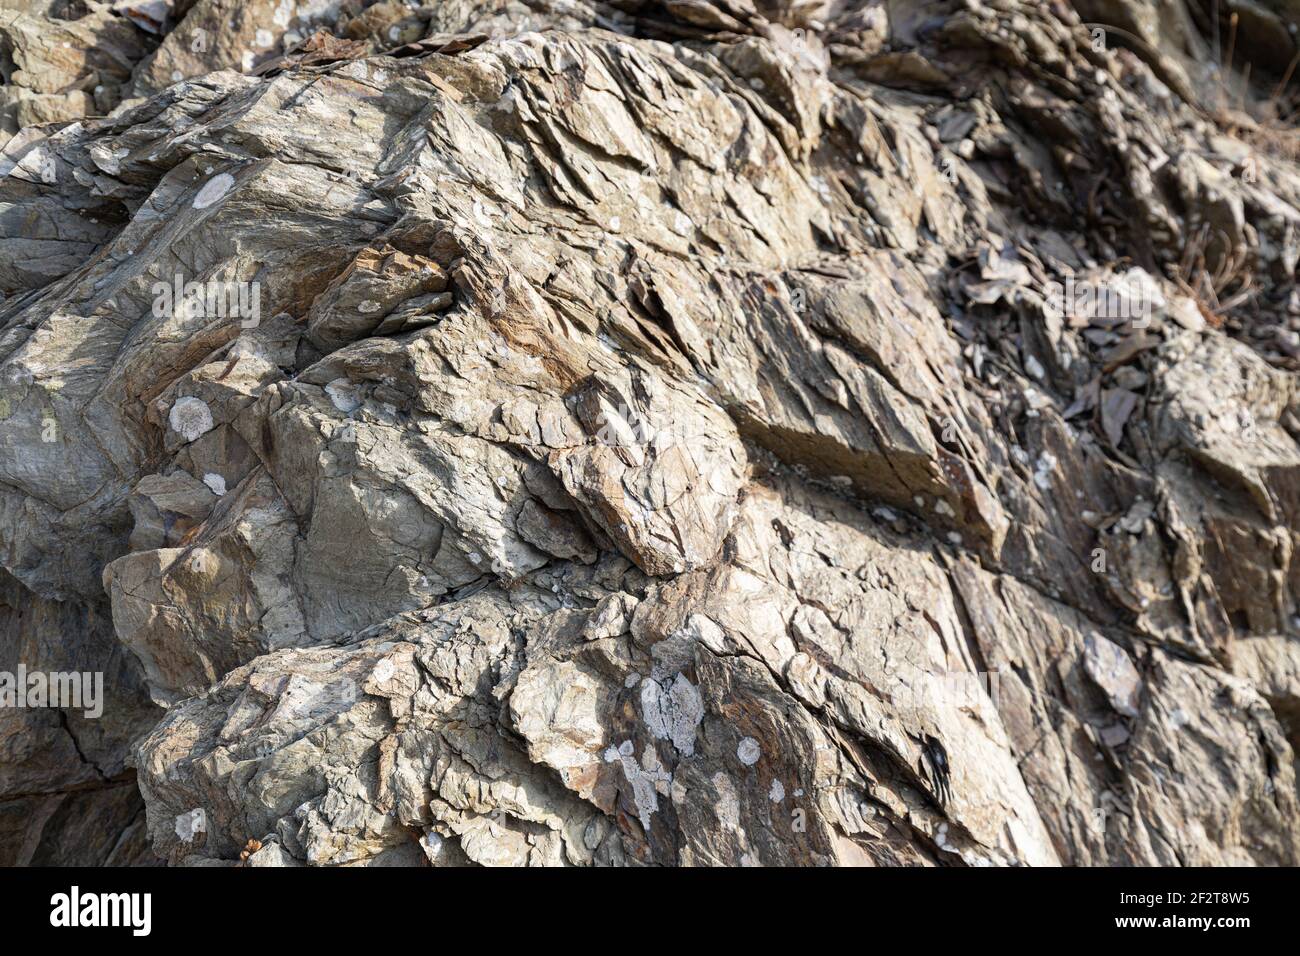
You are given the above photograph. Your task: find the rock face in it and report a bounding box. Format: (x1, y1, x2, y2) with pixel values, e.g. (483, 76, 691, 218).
(2, 0, 1300, 866)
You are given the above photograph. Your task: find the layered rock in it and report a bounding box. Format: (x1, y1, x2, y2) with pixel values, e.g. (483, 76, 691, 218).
(2, 0, 1300, 866)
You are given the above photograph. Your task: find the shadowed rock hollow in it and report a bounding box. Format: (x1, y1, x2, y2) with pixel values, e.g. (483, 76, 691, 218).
(2, 0, 1300, 866)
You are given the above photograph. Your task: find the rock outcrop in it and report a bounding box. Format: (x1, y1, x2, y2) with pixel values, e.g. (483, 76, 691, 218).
(2, 0, 1300, 866)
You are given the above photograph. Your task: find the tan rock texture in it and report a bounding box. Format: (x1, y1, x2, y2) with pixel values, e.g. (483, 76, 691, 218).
(2, 0, 1300, 866)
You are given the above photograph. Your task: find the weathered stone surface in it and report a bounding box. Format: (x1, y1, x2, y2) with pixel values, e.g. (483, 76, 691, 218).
(3, 0, 1300, 867)
(0, 571, 159, 865)
(0, 4, 157, 149)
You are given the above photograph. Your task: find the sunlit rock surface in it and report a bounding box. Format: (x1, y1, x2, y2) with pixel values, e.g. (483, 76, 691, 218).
(2, 0, 1300, 866)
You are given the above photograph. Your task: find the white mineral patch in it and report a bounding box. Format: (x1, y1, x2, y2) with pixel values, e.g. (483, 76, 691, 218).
(1033, 452, 1057, 490)
(174, 809, 205, 840)
(612, 744, 670, 832)
(168, 396, 214, 442)
(640, 673, 704, 755)
(192, 172, 235, 209)
(737, 737, 761, 766)
(324, 378, 362, 413)
(202, 473, 227, 496)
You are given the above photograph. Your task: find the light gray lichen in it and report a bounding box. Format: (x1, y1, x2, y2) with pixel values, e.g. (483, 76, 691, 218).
(168, 396, 214, 442)
(640, 673, 704, 756)
(192, 172, 235, 210)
